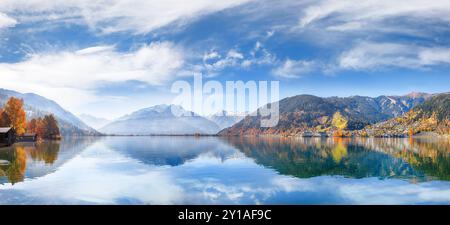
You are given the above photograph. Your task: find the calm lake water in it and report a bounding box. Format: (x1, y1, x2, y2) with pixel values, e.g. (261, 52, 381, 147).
(0, 136, 449, 204)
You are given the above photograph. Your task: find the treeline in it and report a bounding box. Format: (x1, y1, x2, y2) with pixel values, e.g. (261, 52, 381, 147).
(27, 115, 61, 140)
(0, 97, 60, 140)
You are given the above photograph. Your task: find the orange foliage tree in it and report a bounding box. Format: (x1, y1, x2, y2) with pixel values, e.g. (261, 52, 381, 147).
(2, 97, 27, 135)
(27, 118, 45, 137)
(43, 115, 60, 139)
(0, 108, 12, 127)
(408, 128, 415, 137)
(26, 114, 60, 139)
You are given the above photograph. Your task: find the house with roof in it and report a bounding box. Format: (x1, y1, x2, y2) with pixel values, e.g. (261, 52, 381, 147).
(16, 133, 38, 142)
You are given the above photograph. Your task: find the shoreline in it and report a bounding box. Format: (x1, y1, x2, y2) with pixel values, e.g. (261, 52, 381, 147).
(96, 134, 219, 137)
(62, 133, 449, 139)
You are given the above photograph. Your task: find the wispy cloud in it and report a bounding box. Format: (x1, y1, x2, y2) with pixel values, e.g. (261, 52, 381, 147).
(202, 41, 276, 76)
(0, 0, 254, 34)
(0, 42, 185, 111)
(242, 41, 276, 68)
(272, 59, 316, 78)
(203, 49, 244, 72)
(0, 12, 16, 29)
(299, 0, 450, 31)
(419, 47, 450, 65)
(0, 0, 449, 116)
(339, 41, 450, 70)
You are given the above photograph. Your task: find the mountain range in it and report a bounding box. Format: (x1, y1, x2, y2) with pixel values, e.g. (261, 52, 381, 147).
(99, 104, 221, 135)
(0, 89, 99, 136)
(78, 114, 111, 130)
(219, 92, 447, 136)
(206, 110, 245, 130)
(0, 88, 243, 136)
(1, 87, 447, 137)
(361, 93, 450, 136)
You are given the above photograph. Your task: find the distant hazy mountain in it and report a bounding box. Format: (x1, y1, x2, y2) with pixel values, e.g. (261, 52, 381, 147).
(99, 104, 221, 135)
(219, 92, 435, 136)
(0, 88, 99, 136)
(364, 93, 450, 136)
(207, 110, 244, 130)
(78, 114, 111, 130)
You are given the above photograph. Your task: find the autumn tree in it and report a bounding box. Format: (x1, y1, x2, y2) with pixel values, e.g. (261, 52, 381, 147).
(27, 118, 38, 133)
(43, 114, 60, 139)
(26, 115, 60, 140)
(35, 118, 45, 138)
(27, 118, 44, 137)
(332, 111, 348, 137)
(3, 97, 27, 135)
(0, 108, 11, 127)
(408, 128, 415, 137)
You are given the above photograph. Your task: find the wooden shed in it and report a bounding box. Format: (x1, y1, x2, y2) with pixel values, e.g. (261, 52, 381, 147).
(17, 133, 37, 142)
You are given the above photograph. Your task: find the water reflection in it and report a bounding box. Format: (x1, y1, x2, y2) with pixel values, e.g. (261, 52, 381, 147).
(0, 136, 449, 204)
(225, 137, 449, 182)
(0, 137, 98, 185)
(0, 146, 28, 184)
(29, 142, 61, 164)
(103, 136, 238, 166)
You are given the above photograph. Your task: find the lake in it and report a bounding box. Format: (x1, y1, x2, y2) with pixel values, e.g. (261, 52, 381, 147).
(0, 136, 449, 204)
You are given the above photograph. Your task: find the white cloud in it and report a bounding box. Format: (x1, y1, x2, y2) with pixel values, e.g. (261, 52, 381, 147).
(254, 41, 262, 53)
(226, 49, 244, 59)
(0, 42, 185, 111)
(272, 59, 316, 78)
(203, 50, 220, 61)
(202, 44, 276, 75)
(326, 21, 365, 32)
(242, 42, 276, 68)
(339, 42, 450, 70)
(75, 45, 115, 55)
(419, 48, 450, 65)
(0, 0, 253, 34)
(300, 0, 450, 30)
(284, 0, 450, 72)
(339, 42, 419, 70)
(203, 49, 244, 72)
(0, 13, 16, 28)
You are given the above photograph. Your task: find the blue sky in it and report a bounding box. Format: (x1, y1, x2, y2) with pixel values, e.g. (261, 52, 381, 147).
(1, 0, 450, 119)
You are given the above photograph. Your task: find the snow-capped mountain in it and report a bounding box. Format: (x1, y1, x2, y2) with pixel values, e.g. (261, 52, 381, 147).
(99, 104, 221, 135)
(207, 110, 245, 130)
(78, 114, 111, 130)
(0, 88, 99, 136)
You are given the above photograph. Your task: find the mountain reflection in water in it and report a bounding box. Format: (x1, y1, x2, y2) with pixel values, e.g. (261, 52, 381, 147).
(103, 136, 237, 166)
(225, 137, 450, 182)
(0, 136, 449, 204)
